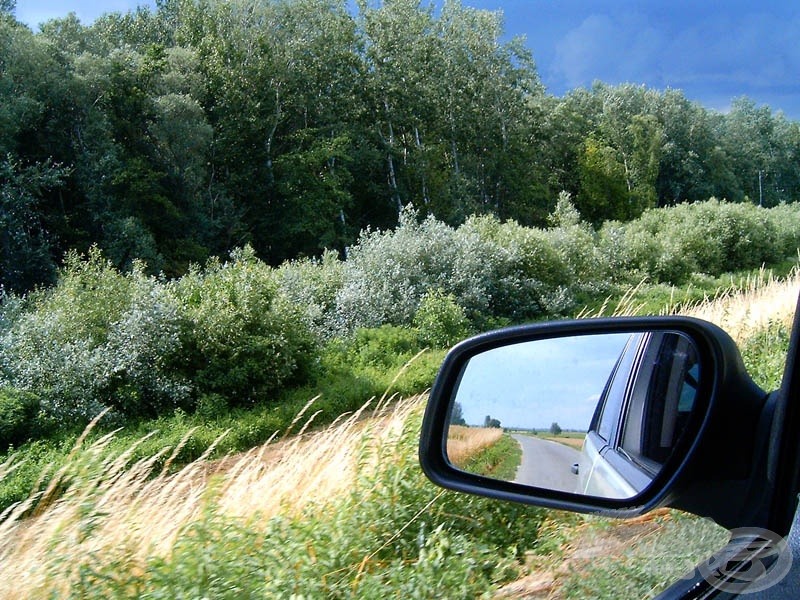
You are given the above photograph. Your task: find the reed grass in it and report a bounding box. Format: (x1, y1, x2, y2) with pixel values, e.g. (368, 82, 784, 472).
(0, 395, 424, 597)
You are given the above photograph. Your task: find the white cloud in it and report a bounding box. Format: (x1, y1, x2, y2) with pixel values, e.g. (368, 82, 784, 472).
(551, 8, 800, 99)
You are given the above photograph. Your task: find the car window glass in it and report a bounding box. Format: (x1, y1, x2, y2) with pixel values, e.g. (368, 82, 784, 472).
(597, 334, 642, 442)
(621, 333, 699, 466)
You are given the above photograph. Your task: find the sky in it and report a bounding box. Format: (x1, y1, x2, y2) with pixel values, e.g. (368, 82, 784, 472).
(13, 0, 800, 120)
(454, 333, 631, 431)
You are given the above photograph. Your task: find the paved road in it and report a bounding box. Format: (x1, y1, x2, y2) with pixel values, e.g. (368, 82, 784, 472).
(512, 434, 581, 493)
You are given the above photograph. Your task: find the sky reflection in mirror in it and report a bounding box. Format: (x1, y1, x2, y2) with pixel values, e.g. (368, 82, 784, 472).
(455, 333, 631, 431)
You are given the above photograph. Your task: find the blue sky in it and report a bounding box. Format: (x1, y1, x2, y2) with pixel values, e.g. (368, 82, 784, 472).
(14, 0, 800, 120)
(455, 334, 630, 430)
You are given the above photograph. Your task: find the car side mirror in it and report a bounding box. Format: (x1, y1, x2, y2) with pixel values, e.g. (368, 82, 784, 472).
(419, 317, 770, 522)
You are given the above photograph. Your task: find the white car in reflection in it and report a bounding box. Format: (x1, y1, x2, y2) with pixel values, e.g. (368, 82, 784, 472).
(575, 331, 700, 499)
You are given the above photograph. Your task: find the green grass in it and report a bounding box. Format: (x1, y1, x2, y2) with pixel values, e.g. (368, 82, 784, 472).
(740, 319, 792, 390)
(525, 283, 794, 599)
(573, 260, 800, 318)
(17, 410, 547, 598)
(558, 514, 729, 599)
(2, 263, 794, 598)
(0, 344, 445, 516)
(463, 433, 522, 480)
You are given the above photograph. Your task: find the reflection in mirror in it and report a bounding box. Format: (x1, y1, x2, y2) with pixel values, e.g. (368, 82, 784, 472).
(445, 331, 700, 500)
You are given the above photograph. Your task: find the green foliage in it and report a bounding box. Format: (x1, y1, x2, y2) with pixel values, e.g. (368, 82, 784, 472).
(0, 387, 40, 448)
(739, 319, 791, 391)
(334, 209, 484, 332)
(0, 247, 188, 424)
(577, 136, 631, 223)
(461, 214, 574, 319)
(599, 199, 786, 285)
(314, 324, 442, 400)
(275, 250, 345, 341)
(350, 325, 423, 368)
(768, 203, 800, 259)
(0, 156, 67, 292)
(1, 198, 799, 451)
(0, 433, 76, 512)
(463, 433, 522, 480)
(544, 192, 608, 294)
(171, 246, 316, 407)
(413, 288, 471, 348)
(24, 407, 541, 598)
(2, 1, 800, 292)
(333, 203, 581, 332)
(560, 515, 728, 599)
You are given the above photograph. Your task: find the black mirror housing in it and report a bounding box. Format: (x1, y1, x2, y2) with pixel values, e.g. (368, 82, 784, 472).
(419, 316, 769, 524)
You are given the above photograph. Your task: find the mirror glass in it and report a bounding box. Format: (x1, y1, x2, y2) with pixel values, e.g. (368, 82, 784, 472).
(446, 331, 701, 500)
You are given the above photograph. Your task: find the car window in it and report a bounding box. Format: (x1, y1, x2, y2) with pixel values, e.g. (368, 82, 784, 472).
(621, 333, 699, 466)
(597, 334, 644, 442)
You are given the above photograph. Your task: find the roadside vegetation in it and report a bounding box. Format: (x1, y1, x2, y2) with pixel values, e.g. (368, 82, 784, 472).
(1, 198, 800, 514)
(1, 198, 799, 514)
(2, 1, 799, 596)
(461, 432, 522, 480)
(446, 424, 505, 468)
(0, 266, 796, 597)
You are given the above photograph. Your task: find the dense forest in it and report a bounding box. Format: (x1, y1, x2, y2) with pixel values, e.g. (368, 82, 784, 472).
(2, 0, 800, 292)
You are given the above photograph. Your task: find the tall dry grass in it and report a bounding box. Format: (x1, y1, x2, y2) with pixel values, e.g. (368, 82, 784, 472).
(580, 267, 800, 338)
(1, 270, 797, 597)
(0, 394, 424, 597)
(446, 425, 504, 468)
(682, 267, 800, 343)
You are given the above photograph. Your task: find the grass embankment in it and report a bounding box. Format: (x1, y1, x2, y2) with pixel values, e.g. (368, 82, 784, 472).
(0, 397, 546, 598)
(0, 268, 796, 598)
(540, 431, 586, 450)
(448, 426, 523, 480)
(0, 341, 444, 516)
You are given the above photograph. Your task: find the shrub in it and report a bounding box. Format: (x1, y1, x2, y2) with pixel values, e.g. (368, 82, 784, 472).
(546, 191, 610, 293)
(334, 208, 485, 334)
(0, 388, 41, 448)
(662, 200, 778, 275)
(275, 250, 345, 341)
(599, 216, 695, 285)
(413, 289, 471, 348)
(599, 199, 784, 284)
(195, 393, 229, 421)
(0, 248, 189, 426)
(767, 203, 800, 259)
(171, 246, 316, 407)
(460, 214, 574, 319)
(350, 325, 423, 368)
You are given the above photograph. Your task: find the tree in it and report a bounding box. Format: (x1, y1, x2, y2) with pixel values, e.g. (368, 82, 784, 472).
(0, 156, 67, 292)
(484, 414, 501, 428)
(549, 422, 562, 436)
(576, 136, 630, 223)
(450, 401, 466, 426)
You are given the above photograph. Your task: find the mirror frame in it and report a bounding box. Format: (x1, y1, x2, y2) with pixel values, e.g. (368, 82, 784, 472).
(419, 316, 766, 519)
